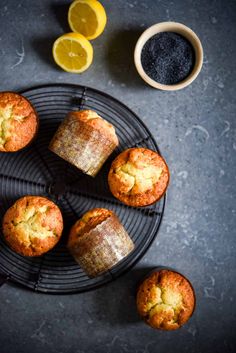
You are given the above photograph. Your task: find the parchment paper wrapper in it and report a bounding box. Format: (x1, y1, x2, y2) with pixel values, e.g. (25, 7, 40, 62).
(69, 214, 135, 278)
(49, 114, 118, 176)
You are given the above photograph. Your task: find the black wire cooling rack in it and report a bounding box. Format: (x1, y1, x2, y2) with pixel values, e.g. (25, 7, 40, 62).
(0, 83, 165, 294)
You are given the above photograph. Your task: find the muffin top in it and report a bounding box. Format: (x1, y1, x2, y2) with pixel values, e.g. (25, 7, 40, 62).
(68, 110, 119, 145)
(68, 208, 113, 248)
(108, 148, 169, 207)
(3, 196, 63, 256)
(137, 270, 195, 330)
(0, 92, 38, 152)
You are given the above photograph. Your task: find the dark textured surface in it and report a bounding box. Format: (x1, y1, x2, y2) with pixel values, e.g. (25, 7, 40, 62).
(0, 1, 235, 353)
(141, 32, 195, 84)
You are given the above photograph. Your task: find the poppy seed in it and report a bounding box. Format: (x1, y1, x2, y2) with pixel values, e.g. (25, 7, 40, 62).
(141, 32, 195, 85)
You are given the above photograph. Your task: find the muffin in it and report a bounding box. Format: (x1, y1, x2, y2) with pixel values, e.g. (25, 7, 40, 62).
(0, 91, 38, 152)
(49, 110, 119, 177)
(67, 208, 134, 277)
(2, 196, 63, 257)
(137, 269, 195, 330)
(108, 148, 169, 207)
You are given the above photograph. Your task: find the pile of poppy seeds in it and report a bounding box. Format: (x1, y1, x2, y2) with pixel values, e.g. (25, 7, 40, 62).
(141, 32, 195, 85)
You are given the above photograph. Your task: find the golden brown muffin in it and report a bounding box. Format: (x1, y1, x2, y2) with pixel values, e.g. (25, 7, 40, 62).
(0, 92, 39, 152)
(68, 208, 134, 277)
(49, 110, 119, 176)
(137, 270, 195, 330)
(2, 196, 63, 257)
(108, 148, 169, 207)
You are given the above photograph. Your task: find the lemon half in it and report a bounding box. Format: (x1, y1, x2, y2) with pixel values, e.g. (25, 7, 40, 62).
(68, 0, 107, 40)
(52, 32, 93, 73)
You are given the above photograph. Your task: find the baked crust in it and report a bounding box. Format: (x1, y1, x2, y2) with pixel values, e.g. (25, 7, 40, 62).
(70, 110, 118, 144)
(0, 92, 38, 152)
(68, 208, 113, 248)
(137, 270, 195, 330)
(2, 196, 63, 257)
(108, 148, 169, 207)
(49, 110, 119, 176)
(68, 208, 134, 277)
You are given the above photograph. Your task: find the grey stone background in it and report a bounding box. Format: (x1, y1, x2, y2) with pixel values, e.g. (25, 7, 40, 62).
(0, 0, 235, 352)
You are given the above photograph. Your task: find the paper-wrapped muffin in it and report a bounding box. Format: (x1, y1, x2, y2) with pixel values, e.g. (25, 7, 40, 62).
(67, 208, 134, 277)
(0, 91, 38, 152)
(49, 110, 119, 176)
(137, 269, 195, 330)
(2, 196, 63, 256)
(108, 147, 170, 207)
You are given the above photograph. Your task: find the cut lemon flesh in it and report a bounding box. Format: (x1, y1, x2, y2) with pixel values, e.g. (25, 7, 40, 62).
(52, 33, 93, 73)
(68, 0, 107, 40)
